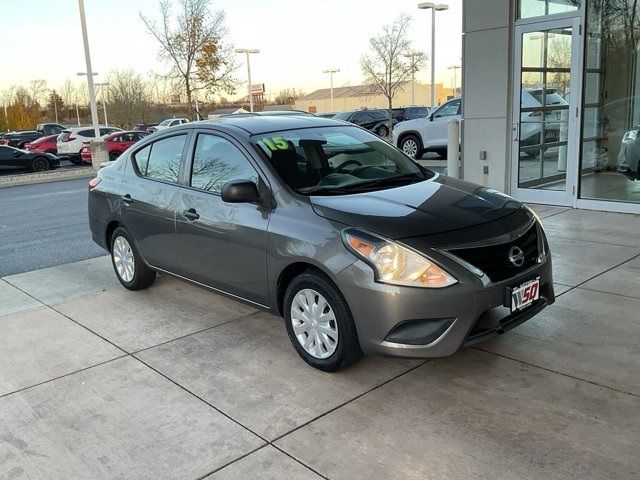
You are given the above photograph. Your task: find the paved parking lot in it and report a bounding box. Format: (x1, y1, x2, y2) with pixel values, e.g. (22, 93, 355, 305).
(1, 206, 639, 479)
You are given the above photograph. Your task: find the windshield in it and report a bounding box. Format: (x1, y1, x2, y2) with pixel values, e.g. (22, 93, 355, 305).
(252, 126, 432, 195)
(159, 119, 172, 126)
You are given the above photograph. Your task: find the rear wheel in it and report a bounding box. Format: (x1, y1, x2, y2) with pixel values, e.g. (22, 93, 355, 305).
(400, 134, 422, 159)
(110, 227, 156, 291)
(30, 157, 50, 172)
(377, 125, 389, 137)
(283, 272, 362, 372)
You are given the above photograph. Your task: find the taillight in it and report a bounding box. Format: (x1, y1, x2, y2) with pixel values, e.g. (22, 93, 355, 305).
(88, 178, 101, 191)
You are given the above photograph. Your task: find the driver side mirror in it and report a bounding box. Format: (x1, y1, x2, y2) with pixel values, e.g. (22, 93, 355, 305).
(429, 114, 435, 122)
(221, 180, 261, 204)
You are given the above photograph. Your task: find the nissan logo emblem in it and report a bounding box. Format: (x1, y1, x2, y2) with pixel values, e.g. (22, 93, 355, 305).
(508, 246, 525, 267)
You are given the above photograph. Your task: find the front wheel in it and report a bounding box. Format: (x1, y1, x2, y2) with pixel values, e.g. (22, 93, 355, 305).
(110, 227, 156, 290)
(284, 272, 362, 372)
(377, 125, 389, 137)
(400, 134, 422, 159)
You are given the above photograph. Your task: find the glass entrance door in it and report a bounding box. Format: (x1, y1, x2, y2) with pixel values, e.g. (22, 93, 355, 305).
(511, 17, 581, 205)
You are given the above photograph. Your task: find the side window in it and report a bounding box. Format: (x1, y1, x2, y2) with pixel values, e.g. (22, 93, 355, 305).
(133, 144, 151, 174)
(111, 135, 121, 143)
(135, 135, 186, 183)
(79, 129, 95, 138)
(434, 100, 461, 119)
(190, 134, 258, 194)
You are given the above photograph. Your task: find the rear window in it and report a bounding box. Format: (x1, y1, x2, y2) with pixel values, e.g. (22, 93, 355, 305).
(79, 129, 95, 138)
(133, 134, 187, 183)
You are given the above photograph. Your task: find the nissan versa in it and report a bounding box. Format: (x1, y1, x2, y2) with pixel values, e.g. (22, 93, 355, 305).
(88, 115, 554, 371)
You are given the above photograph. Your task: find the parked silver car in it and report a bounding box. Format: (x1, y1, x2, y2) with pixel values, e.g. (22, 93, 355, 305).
(88, 115, 554, 371)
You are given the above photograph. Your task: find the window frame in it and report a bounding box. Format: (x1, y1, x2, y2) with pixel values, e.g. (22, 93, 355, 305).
(129, 131, 191, 186)
(181, 128, 270, 197)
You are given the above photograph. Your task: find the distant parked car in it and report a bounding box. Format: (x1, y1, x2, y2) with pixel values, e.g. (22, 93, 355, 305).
(150, 118, 189, 132)
(332, 109, 397, 137)
(80, 131, 149, 163)
(317, 112, 337, 119)
(24, 134, 59, 154)
(392, 106, 431, 123)
(133, 123, 159, 132)
(0, 123, 66, 148)
(57, 126, 123, 163)
(0, 145, 59, 172)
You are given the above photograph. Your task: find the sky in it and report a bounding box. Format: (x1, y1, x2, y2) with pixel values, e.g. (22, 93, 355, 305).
(0, 0, 462, 100)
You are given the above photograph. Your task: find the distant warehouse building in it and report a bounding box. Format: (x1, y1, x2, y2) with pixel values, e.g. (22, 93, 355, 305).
(294, 82, 455, 114)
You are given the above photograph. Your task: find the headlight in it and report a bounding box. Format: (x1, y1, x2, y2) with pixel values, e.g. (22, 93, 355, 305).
(623, 130, 638, 141)
(525, 205, 543, 227)
(342, 228, 457, 288)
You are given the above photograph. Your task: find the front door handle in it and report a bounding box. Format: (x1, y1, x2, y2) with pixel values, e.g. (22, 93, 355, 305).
(182, 208, 200, 221)
(121, 194, 133, 204)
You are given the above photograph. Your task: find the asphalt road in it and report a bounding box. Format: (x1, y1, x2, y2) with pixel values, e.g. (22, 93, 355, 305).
(0, 178, 106, 277)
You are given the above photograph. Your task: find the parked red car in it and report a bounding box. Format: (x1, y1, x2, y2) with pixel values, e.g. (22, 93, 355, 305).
(24, 134, 59, 154)
(80, 131, 149, 163)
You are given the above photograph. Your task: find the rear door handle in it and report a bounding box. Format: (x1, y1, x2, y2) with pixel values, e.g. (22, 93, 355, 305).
(121, 194, 133, 204)
(182, 208, 200, 221)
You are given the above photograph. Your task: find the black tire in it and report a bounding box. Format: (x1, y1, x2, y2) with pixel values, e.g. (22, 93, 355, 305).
(110, 227, 156, 291)
(283, 271, 362, 372)
(68, 156, 82, 165)
(30, 157, 50, 172)
(400, 134, 423, 159)
(109, 151, 121, 162)
(377, 125, 389, 137)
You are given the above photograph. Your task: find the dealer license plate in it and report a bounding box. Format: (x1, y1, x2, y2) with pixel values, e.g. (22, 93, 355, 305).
(510, 277, 540, 312)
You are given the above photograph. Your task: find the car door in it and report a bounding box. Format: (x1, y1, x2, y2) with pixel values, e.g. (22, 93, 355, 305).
(175, 131, 270, 305)
(424, 99, 461, 148)
(119, 133, 189, 272)
(0, 146, 25, 169)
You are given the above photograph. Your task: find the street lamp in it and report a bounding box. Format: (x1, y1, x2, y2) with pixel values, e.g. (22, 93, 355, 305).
(95, 82, 110, 126)
(76, 0, 100, 141)
(448, 65, 460, 95)
(402, 54, 421, 106)
(418, 2, 449, 109)
(323, 68, 340, 112)
(235, 48, 260, 112)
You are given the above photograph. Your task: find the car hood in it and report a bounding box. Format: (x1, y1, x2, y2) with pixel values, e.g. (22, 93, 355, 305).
(393, 118, 423, 133)
(310, 175, 529, 242)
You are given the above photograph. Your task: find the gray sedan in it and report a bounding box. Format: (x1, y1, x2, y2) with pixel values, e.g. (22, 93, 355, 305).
(88, 115, 554, 371)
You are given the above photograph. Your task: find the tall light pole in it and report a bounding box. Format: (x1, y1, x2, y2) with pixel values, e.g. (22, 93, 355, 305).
(402, 54, 421, 106)
(323, 68, 340, 112)
(77, 0, 100, 139)
(418, 2, 449, 109)
(95, 82, 110, 126)
(448, 65, 460, 95)
(235, 48, 260, 112)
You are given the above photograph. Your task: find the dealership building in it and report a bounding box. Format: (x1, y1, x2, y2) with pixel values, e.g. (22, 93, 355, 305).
(462, 0, 640, 213)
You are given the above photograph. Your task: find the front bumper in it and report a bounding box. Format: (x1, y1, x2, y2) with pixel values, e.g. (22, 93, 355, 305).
(334, 229, 554, 358)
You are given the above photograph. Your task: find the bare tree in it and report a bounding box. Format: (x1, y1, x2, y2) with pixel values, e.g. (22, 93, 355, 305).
(27, 79, 47, 107)
(361, 14, 426, 135)
(106, 69, 154, 127)
(140, 0, 238, 114)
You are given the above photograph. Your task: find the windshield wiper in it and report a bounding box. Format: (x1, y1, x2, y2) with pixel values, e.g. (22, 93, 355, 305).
(340, 173, 425, 191)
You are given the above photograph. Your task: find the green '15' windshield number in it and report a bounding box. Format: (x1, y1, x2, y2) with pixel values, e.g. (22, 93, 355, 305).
(261, 136, 289, 151)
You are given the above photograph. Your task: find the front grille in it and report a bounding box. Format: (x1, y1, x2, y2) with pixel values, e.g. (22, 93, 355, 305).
(449, 224, 539, 283)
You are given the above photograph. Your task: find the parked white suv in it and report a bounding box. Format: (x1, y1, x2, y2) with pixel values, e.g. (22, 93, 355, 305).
(393, 98, 461, 158)
(394, 90, 569, 159)
(57, 126, 122, 163)
(150, 118, 190, 132)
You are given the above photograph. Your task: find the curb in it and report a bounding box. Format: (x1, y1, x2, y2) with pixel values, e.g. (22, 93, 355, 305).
(0, 168, 96, 189)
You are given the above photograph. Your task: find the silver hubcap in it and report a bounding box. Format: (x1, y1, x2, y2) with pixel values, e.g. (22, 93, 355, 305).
(290, 289, 338, 359)
(113, 236, 135, 282)
(403, 139, 418, 157)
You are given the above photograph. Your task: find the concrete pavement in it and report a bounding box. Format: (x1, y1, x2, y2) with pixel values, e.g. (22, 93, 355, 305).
(0, 206, 639, 479)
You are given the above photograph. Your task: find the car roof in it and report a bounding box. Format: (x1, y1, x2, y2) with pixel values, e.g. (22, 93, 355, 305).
(191, 115, 346, 135)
